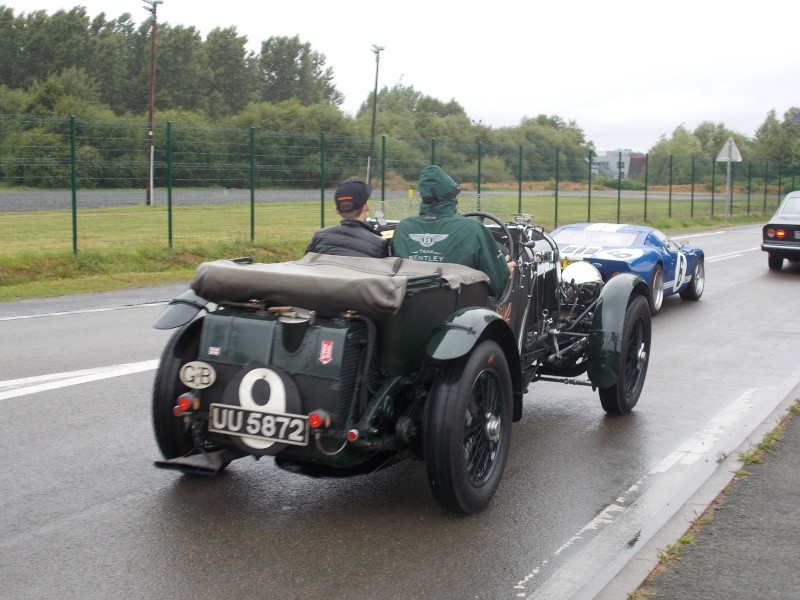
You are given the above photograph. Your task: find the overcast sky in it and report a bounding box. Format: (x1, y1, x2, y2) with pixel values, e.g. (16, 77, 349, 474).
(5, 0, 799, 153)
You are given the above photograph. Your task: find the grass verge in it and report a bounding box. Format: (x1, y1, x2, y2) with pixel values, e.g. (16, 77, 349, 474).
(0, 240, 305, 301)
(0, 205, 768, 302)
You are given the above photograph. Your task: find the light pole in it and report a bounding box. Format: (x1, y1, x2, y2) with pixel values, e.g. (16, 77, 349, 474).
(143, 0, 163, 205)
(366, 44, 384, 185)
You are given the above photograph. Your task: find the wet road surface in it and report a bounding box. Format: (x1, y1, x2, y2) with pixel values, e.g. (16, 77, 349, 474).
(1, 224, 798, 599)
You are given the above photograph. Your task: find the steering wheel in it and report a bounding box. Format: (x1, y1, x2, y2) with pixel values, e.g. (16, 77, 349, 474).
(461, 211, 515, 306)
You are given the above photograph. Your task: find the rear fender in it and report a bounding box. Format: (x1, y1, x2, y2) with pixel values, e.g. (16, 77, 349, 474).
(427, 307, 524, 421)
(587, 273, 649, 388)
(153, 289, 210, 330)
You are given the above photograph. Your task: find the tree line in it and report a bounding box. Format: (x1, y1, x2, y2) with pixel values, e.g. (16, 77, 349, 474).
(1, 4, 799, 185)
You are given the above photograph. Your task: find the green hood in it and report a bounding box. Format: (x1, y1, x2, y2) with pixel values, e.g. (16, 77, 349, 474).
(418, 165, 460, 203)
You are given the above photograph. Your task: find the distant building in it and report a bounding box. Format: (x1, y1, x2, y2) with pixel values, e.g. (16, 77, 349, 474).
(591, 150, 645, 179)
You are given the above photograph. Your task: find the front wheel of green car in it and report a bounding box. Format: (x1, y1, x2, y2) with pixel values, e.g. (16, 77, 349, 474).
(599, 295, 651, 415)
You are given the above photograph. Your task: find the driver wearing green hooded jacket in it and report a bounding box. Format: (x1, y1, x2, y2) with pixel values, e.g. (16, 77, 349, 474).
(391, 165, 513, 299)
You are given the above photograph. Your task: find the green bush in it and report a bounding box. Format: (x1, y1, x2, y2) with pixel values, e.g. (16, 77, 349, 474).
(594, 176, 646, 191)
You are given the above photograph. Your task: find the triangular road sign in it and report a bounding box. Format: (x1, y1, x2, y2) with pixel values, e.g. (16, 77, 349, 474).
(716, 137, 742, 162)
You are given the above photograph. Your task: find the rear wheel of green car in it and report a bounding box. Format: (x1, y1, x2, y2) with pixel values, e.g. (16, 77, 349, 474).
(152, 318, 203, 459)
(424, 340, 512, 515)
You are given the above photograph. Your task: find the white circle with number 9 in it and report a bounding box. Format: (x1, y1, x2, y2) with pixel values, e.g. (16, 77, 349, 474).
(238, 368, 286, 450)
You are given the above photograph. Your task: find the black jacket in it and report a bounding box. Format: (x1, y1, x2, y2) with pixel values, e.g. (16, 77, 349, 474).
(305, 219, 389, 258)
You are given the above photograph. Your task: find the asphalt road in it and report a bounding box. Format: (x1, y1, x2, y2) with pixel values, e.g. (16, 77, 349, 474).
(0, 187, 733, 212)
(1, 224, 798, 599)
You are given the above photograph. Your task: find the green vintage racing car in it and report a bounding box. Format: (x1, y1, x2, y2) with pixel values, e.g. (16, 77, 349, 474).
(151, 212, 652, 515)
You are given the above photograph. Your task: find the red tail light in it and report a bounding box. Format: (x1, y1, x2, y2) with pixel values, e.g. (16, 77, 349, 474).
(308, 410, 331, 429)
(173, 394, 193, 416)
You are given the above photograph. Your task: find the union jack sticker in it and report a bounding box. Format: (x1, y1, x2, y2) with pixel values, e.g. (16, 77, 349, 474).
(495, 303, 512, 325)
(208, 346, 221, 357)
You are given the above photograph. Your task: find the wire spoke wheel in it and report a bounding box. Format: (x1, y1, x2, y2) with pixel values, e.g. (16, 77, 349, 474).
(599, 295, 652, 415)
(623, 313, 647, 398)
(425, 341, 512, 515)
(463, 372, 503, 486)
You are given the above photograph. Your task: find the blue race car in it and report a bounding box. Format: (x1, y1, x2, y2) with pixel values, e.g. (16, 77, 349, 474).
(550, 223, 705, 315)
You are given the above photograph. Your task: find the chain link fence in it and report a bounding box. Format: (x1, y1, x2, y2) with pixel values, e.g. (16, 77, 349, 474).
(2, 114, 798, 256)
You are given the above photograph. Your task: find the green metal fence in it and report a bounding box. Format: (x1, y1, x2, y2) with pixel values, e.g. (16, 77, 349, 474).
(1, 114, 798, 256)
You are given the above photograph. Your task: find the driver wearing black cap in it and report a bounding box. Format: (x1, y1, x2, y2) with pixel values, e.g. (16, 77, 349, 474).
(306, 177, 389, 258)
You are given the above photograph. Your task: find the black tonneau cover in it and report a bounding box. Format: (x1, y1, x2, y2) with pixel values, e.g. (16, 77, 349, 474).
(191, 253, 490, 319)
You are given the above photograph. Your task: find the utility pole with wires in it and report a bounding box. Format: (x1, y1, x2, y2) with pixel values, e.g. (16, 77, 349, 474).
(143, 0, 163, 206)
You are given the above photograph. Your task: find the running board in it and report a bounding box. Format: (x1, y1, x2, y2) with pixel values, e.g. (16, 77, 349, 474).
(154, 450, 232, 476)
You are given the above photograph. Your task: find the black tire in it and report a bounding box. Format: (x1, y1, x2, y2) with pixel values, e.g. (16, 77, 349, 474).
(679, 259, 705, 301)
(599, 295, 651, 415)
(152, 318, 203, 459)
(424, 340, 513, 515)
(768, 255, 783, 270)
(648, 265, 664, 315)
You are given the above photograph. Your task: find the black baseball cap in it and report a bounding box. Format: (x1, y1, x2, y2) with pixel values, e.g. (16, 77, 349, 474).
(334, 178, 372, 212)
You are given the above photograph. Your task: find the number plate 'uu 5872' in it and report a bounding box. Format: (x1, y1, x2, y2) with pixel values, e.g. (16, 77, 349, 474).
(208, 403, 309, 446)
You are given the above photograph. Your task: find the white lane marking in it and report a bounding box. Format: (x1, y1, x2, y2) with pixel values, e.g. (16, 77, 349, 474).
(678, 230, 727, 239)
(0, 360, 159, 400)
(0, 302, 167, 321)
(517, 386, 784, 599)
(706, 247, 760, 262)
(649, 389, 757, 473)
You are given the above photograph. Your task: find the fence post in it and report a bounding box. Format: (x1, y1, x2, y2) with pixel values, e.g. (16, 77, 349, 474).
(668, 154, 673, 219)
(380, 135, 386, 212)
(167, 121, 173, 247)
(554, 147, 560, 227)
(587, 149, 593, 222)
(249, 127, 255, 242)
(711, 158, 716, 216)
(517, 145, 522, 214)
(617, 151, 622, 223)
(763, 162, 769, 211)
(644, 154, 649, 222)
(747, 161, 752, 213)
(690, 156, 695, 218)
(477, 142, 482, 210)
(70, 115, 78, 255)
(320, 131, 326, 228)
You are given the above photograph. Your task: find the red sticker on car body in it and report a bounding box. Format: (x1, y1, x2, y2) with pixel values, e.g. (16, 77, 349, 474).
(319, 340, 333, 364)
